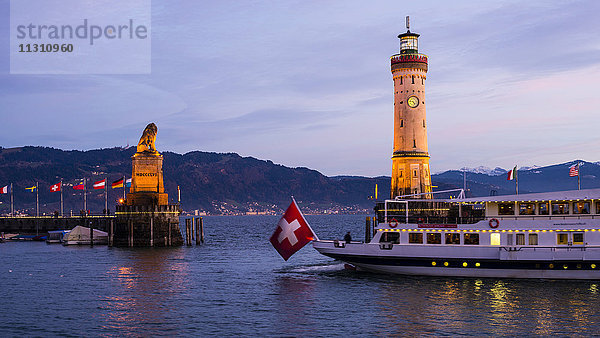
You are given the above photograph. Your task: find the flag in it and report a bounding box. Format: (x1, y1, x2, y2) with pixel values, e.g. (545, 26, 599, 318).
(93, 179, 106, 190)
(50, 182, 62, 192)
(25, 186, 37, 192)
(507, 166, 517, 180)
(270, 198, 317, 261)
(569, 163, 579, 177)
(0, 185, 10, 194)
(125, 178, 132, 188)
(73, 180, 85, 190)
(111, 178, 124, 188)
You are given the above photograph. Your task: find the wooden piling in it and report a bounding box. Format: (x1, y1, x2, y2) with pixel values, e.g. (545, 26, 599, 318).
(90, 221, 94, 247)
(190, 217, 194, 244)
(168, 221, 172, 246)
(185, 218, 191, 246)
(195, 218, 200, 245)
(200, 217, 204, 243)
(109, 219, 114, 247)
(150, 217, 154, 247)
(365, 217, 371, 243)
(372, 216, 377, 238)
(129, 219, 134, 247)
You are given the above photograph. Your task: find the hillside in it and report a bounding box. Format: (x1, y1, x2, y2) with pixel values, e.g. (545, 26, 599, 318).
(0, 146, 389, 215)
(0, 146, 597, 215)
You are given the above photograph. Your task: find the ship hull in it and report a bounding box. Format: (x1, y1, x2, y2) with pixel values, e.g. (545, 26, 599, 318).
(313, 241, 600, 280)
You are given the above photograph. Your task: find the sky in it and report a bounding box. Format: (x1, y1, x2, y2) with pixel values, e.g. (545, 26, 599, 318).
(1, 0, 599, 176)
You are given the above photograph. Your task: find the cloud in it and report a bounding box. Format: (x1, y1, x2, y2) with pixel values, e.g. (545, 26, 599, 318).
(1, 0, 600, 176)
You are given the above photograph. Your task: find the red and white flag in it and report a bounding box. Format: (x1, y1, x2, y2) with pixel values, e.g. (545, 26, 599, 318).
(93, 179, 106, 189)
(50, 182, 61, 192)
(569, 163, 579, 177)
(270, 198, 318, 261)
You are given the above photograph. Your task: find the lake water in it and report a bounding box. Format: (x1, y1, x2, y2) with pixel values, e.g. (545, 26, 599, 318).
(2, 214, 600, 336)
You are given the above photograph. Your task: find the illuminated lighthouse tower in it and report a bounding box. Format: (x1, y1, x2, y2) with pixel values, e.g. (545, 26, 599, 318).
(390, 17, 432, 199)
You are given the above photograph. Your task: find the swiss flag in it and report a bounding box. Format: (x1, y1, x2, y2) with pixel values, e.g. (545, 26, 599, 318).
(50, 182, 61, 192)
(270, 199, 318, 261)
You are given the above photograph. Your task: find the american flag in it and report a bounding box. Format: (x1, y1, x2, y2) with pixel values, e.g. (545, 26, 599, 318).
(569, 163, 579, 177)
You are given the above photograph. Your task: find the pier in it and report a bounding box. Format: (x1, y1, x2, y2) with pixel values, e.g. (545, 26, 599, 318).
(0, 215, 114, 235)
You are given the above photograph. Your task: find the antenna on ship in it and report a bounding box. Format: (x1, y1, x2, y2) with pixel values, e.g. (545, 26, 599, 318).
(406, 15, 410, 31)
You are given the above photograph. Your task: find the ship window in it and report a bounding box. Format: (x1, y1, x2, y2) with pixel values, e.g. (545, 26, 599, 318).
(445, 233, 460, 245)
(597, 202, 600, 214)
(413, 170, 418, 177)
(538, 202, 549, 215)
(507, 234, 513, 246)
(516, 233, 525, 245)
(412, 76, 415, 84)
(573, 202, 590, 214)
(409, 232, 423, 244)
(529, 233, 538, 245)
(464, 233, 479, 245)
(498, 203, 515, 215)
(519, 203, 535, 215)
(557, 233, 569, 245)
(400, 77, 403, 85)
(400, 119, 404, 127)
(427, 233, 441, 244)
(552, 203, 569, 215)
(573, 233, 584, 245)
(490, 233, 500, 246)
(380, 232, 400, 244)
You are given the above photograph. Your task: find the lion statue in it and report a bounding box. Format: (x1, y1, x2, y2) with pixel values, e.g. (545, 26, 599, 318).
(136, 123, 159, 154)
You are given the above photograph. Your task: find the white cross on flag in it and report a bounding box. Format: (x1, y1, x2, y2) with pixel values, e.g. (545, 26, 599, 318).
(270, 198, 318, 261)
(50, 182, 61, 192)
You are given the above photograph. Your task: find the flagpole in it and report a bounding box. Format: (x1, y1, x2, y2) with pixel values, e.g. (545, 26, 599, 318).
(35, 181, 38, 217)
(105, 177, 108, 214)
(10, 183, 13, 217)
(123, 176, 126, 201)
(515, 167, 519, 195)
(60, 180, 63, 217)
(84, 178, 87, 213)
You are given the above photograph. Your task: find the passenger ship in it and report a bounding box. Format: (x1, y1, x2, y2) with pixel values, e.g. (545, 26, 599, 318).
(313, 188, 600, 279)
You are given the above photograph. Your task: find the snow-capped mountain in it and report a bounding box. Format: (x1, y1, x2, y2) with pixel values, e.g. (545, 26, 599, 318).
(460, 166, 508, 176)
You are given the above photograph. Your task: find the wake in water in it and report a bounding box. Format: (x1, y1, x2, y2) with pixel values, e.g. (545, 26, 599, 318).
(275, 261, 346, 274)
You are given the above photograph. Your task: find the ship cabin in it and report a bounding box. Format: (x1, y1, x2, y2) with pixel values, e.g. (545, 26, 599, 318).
(372, 188, 600, 250)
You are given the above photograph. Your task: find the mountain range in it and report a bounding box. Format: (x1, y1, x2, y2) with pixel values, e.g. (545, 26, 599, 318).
(0, 146, 596, 215)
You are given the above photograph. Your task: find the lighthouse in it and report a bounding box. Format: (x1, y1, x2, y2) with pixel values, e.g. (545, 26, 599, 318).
(390, 17, 432, 199)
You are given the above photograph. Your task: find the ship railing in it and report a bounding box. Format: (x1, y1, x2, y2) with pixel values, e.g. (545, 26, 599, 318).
(380, 216, 485, 225)
(486, 215, 600, 221)
(383, 189, 468, 224)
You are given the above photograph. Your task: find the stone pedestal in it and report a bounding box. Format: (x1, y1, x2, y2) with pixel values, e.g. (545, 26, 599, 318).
(127, 154, 168, 206)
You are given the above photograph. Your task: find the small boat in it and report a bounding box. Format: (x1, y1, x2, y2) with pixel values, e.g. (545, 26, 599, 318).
(46, 230, 70, 244)
(62, 226, 108, 245)
(313, 188, 600, 280)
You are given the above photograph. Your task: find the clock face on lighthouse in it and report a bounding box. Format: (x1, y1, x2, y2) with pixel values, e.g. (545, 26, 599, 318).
(407, 96, 419, 108)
